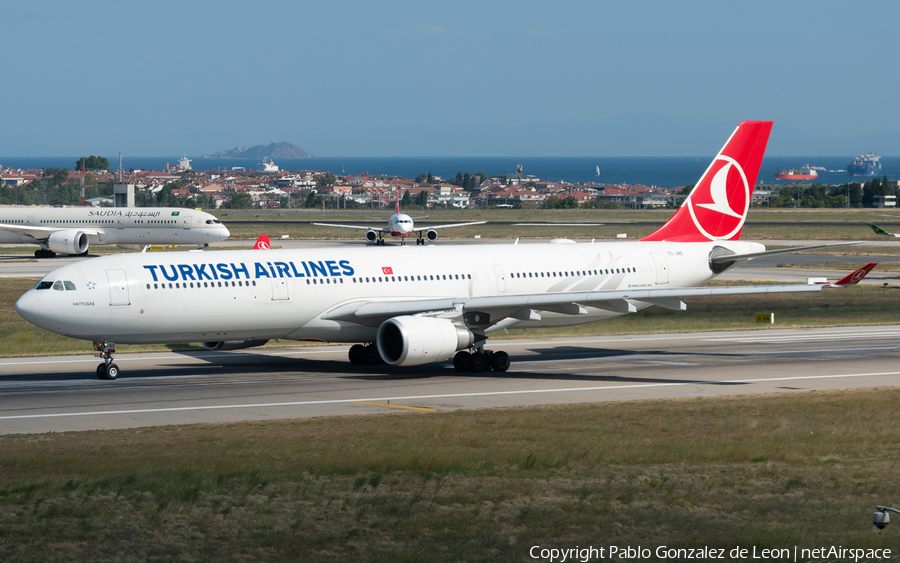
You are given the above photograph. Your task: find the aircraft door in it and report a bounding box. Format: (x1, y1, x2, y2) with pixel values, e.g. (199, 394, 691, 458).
(116, 217, 124, 229)
(271, 278, 289, 301)
(26, 216, 34, 226)
(106, 269, 131, 306)
(493, 264, 507, 293)
(650, 252, 669, 285)
(182, 216, 192, 230)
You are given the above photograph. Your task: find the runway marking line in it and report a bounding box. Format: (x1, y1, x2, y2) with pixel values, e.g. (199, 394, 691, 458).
(352, 401, 436, 412)
(2, 370, 900, 421)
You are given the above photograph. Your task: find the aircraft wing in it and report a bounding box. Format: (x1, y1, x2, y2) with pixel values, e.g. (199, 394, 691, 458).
(311, 222, 389, 233)
(411, 221, 487, 232)
(322, 263, 876, 329)
(0, 223, 102, 240)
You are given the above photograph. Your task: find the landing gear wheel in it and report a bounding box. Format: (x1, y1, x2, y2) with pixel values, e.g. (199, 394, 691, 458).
(96, 363, 108, 380)
(470, 352, 488, 373)
(364, 344, 382, 365)
(453, 351, 470, 372)
(349, 344, 366, 364)
(105, 363, 120, 380)
(34, 249, 56, 258)
(490, 351, 510, 372)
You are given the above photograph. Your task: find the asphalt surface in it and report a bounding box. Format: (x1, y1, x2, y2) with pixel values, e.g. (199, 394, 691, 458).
(1, 325, 898, 435)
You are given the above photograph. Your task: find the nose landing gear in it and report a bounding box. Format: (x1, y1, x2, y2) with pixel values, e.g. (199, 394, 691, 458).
(94, 340, 120, 380)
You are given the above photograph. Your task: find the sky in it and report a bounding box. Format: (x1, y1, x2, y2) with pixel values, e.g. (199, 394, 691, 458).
(2, 0, 899, 157)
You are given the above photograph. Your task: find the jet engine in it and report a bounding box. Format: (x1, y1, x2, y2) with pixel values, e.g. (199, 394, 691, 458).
(366, 230, 378, 243)
(47, 230, 89, 255)
(201, 339, 269, 351)
(376, 316, 474, 366)
(425, 229, 438, 242)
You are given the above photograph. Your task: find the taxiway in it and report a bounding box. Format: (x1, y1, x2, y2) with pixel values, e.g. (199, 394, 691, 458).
(1, 325, 898, 435)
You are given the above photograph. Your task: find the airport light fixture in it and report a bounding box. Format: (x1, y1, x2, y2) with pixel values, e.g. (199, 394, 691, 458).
(872, 506, 900, 529)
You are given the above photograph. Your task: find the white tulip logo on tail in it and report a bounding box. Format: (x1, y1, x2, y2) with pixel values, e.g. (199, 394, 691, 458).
(686, 155, 749, 241)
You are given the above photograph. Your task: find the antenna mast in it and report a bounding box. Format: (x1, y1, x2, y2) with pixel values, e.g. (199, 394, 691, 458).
(118, 150, 123, 183)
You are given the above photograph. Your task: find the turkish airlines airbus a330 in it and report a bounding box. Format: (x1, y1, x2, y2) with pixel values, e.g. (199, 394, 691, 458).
(16, 121, 874, 379)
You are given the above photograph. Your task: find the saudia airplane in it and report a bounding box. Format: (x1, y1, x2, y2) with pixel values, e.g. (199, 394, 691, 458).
(16, 122, 875, 380)
(0, 206, 230, 257)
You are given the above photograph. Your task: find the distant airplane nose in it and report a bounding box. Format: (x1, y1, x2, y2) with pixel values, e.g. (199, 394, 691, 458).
(15, 289, 41, 324)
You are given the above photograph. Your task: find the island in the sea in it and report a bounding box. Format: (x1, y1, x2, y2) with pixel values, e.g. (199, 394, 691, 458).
(201, 142, 314, 159)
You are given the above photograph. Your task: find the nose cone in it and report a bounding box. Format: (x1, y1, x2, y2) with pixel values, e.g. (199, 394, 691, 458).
(15, 290, 41, 325)
(219, 225, 231, 240)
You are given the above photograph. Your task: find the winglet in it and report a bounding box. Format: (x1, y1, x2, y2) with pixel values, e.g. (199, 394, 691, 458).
(831, 262, 877, 285)
(252, 235, 270, 250)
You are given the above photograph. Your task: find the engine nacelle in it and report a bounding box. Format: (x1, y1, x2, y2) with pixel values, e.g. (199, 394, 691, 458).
(376, 316, 473, 366)
(201, 339, 269, 351)
(365, 230, 378, 243)
(425, 229, 438, 242)
(47, 230, 89, 255)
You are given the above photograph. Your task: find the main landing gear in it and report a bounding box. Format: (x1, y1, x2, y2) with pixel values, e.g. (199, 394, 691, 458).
(348, 343, 384, 365)
(453, 349, 510, 373)
(34, 249, 57, 258)
(94, 340, 120, 380)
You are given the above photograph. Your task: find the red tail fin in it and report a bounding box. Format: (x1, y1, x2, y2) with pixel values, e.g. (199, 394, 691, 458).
(832, 262, 877, 285)
(641, 121, 773, 242)
(396, 190, 401, 214)
(252, 235, 270, 250)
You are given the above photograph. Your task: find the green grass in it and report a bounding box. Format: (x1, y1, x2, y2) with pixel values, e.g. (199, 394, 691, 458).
(2, 389, 900, 561)
(214, 207, 892, 241)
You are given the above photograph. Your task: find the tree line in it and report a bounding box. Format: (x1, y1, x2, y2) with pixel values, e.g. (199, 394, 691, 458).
(765, 177, 895, 208)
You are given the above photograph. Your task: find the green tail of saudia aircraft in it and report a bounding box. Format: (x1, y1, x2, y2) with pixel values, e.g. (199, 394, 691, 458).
(867, 222, 900, 238)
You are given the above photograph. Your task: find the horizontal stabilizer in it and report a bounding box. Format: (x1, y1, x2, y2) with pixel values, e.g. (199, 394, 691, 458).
(709, 241, 864, 264)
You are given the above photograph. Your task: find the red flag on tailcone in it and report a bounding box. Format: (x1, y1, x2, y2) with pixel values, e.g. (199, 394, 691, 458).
(641, 121, 773, 243)
(252, 235, 270, 250)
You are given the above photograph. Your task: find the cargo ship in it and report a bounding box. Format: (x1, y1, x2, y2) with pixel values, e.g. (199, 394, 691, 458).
(774, 165, 818, 181)
(847, 153, 881, 176)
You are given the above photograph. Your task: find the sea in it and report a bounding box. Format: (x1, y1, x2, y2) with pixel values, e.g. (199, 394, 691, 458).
(2, 155, 897, 189)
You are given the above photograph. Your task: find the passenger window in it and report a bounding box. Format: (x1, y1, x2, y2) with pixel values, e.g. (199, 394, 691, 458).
(64, 281, 76, 290)
(52, 281, 64, 291)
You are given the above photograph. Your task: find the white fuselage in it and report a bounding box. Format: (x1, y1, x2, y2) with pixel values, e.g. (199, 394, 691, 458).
(15, 239, 763, 344)
(388, 213, 414, 237)
(0, 207, 230, 248)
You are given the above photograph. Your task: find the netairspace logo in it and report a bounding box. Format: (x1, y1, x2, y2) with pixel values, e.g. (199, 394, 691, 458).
(529, 545, 893, 562)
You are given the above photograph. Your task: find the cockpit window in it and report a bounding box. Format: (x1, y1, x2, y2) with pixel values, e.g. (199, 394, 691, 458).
(52, 281, 64, 291)
(64, 281, 76, 291)
(35, 281, 53, 290)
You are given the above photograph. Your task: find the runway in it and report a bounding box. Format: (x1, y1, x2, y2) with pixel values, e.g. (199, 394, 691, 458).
(1, 325, 898, 435)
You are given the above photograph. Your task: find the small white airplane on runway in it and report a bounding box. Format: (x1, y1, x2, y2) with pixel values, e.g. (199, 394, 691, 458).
(312, 192, 485, 245)
(0, 206, 230, 257)
(16, 121, 875, 380)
